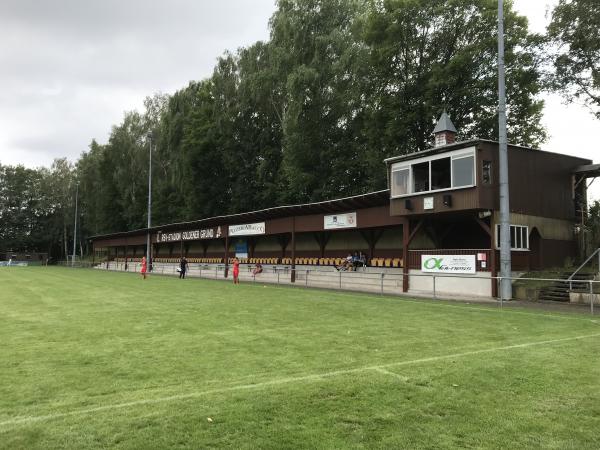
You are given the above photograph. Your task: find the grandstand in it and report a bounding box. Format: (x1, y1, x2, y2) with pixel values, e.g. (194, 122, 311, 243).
(91, 115, 593, 299)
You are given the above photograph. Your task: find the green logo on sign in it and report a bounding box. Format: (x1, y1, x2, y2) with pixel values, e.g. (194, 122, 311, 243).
(424, 257, 443, 269)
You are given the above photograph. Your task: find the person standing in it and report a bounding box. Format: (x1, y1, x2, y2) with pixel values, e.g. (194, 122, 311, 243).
(179, 256, 188, 279)
(141, 256, 147, 280)
(232, 257, 240, 284)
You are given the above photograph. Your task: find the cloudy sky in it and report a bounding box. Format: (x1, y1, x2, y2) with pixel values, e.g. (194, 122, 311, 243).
(1, 0, 598, 195)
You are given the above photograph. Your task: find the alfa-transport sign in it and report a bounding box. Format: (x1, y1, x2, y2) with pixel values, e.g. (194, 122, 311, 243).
(421, 255, 476, 274)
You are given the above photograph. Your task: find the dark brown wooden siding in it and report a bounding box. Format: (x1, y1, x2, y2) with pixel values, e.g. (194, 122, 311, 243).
(390, 187, 479, 216)
(477, 141, 590, 220)
(390, 141, 590, 220)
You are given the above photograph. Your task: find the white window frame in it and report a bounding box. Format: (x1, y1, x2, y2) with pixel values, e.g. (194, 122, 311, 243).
(390, 147, 476, 198)
(391, 167, 411, 197)
(495, 224, 529, 251)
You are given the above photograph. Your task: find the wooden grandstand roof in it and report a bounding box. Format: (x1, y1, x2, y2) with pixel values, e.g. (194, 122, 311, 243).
(90, 189, 391, 240)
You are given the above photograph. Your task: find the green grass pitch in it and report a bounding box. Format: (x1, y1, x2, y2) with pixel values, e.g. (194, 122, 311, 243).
(1, 267, 600, 449)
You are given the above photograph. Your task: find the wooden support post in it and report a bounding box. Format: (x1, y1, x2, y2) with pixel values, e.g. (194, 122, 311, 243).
(491, 247, 498, 298)
(277, 234, 290, 260)
(202, 241, 209, 258)
(407, 219, 424, 244)
(313, 232, 331, 258)
(224, 234, 229, 278)
(360, 229, 384, 262)
(403, 219, 410, 292)
(291, 217, 296, 283)
(248, 237, 257, 259)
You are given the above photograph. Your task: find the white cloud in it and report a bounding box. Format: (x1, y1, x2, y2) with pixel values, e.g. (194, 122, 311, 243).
(0, 0, 276, 168)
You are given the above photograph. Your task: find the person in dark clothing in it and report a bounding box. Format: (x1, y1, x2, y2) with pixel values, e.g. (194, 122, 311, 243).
(179, 257, 188, 279)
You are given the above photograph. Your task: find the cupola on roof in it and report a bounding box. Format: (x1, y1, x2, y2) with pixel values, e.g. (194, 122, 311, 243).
(432, 111, 457, 134)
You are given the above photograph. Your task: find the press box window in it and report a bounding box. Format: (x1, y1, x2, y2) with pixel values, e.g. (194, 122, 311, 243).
(431, 157, 451, 190)
(389, 147, 476, 197)
(391, 168, 410, 196)
(452, 155, 475, 187)
(495, 224, 529, 250)
(412, 161, 429, 192)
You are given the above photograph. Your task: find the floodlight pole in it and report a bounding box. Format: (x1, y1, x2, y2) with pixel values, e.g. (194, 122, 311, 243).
(72, 181, 79, 267)
(498, 0, 512, 299)
(146, 134, 153, 271)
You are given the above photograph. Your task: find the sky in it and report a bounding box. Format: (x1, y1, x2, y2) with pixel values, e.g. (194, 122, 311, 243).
(1, 0, 598, 196)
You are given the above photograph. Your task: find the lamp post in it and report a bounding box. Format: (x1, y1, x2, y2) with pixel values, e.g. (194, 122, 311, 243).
(72, 181, 79, 267)
(498, 0, 512, 299)
(146, 133, 153, 271)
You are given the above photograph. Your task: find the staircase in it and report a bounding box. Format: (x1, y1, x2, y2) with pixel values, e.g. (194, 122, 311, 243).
(538, 271, 596, 302)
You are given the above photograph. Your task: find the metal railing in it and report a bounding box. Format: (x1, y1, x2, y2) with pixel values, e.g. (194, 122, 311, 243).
(567, 248, 600, 290)
(59, 261, 600, 315)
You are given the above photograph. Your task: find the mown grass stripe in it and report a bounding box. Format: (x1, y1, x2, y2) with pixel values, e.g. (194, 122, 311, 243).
(2, 332, 598, 430)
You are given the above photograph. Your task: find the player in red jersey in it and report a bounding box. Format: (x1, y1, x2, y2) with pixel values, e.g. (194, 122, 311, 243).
(141, 256, 147, 279)
(232, 257, 240, 284)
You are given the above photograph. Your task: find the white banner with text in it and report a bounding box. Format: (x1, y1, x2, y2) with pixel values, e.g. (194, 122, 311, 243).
(420, 254, 476, 274)
(228, 222, 266, 236)
(324, 212, 357, 229)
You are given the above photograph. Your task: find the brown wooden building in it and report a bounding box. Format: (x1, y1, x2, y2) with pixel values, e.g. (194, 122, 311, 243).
(91, 114, 591, 298)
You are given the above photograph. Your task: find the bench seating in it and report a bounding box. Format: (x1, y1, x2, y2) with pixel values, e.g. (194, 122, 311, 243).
(114, 256, 402, 268)
(369, 258, 403, 268)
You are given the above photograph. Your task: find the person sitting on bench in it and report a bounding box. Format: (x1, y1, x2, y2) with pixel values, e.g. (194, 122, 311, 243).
(352, 251, 366, 270)
(252, 262, 263, 276)
(336, 253, 353, 271)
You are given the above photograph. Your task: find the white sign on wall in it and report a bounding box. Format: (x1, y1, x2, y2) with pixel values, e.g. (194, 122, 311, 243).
(324, 212, 357, 230)
(228, 222, 266, 236)
(421, 254, 476, 274)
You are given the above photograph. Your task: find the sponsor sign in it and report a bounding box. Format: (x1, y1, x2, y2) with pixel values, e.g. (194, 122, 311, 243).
(324, 212, 357, 230)
(235, 240, 248, 258)
(421, 254, 476, 274)
(157, 228, 216, 243)
(228, 222, 265, 236)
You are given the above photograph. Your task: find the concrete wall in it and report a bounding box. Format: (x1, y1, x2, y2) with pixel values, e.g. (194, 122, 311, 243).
(408, 269, 492, 297)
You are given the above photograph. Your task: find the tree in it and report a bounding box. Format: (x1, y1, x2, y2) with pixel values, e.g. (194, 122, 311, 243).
(362, 0, 546, 186)
(0, 164, 43, 253)
(547, 0, 600, 119)
(271, 0, 372, 202)
(35, 0, 551, 249)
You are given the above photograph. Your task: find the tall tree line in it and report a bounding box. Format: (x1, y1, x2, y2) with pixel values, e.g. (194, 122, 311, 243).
(1, 0, 596, 258)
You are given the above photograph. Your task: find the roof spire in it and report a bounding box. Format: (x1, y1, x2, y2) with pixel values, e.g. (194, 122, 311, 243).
(432, 111, 457, 147)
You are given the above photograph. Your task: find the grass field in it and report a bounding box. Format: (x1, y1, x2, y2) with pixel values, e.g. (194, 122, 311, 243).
(1, 267, 600, 449)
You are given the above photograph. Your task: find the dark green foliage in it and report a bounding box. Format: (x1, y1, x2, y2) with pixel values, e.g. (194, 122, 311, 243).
(0, 159, 76, 258)
(361, 0, 546, 165)
(1, 0, 550, 256)
(547, 0, 600, 119)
